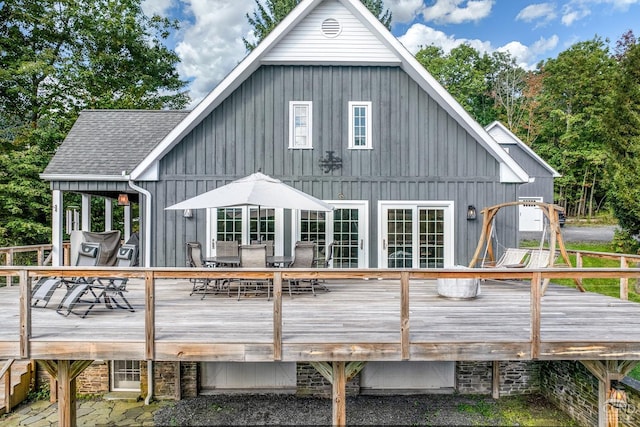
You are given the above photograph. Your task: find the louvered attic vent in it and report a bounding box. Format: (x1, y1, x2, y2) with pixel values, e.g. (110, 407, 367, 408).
(321, 18, 341, 38)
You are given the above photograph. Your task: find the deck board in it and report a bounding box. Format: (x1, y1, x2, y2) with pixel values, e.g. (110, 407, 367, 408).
(1, 277, 640, 361)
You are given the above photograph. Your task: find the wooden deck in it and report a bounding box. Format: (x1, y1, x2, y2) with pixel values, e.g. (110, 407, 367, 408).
(2, 267, 640, 362)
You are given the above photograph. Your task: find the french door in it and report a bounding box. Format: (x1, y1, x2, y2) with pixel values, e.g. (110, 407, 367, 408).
(296, 202, 368, 268)
(207, 207, 283, 255)
(379, 202, 454, 268)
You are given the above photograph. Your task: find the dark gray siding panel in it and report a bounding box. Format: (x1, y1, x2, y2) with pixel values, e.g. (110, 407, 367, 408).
(506, 145, 555, 202)
(152, 65, 516, 267)
(51, 181, 131, 193)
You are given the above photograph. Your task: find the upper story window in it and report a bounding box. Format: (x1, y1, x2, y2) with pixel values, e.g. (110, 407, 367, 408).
(289, 101, 312, 149)
(349, 101, 372, 149)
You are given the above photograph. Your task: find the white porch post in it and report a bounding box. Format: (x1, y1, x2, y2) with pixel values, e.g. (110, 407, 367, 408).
(104, 198, 113, 231)
(124, 204, 132, 242)
(51, 190, 64, 266)
(81, 194, 91, 232)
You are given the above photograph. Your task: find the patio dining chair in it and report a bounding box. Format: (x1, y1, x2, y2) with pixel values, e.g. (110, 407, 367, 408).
(32, 242, 101, 308)
(287, 242, 317, 297)
(186, 241, 218, 297)
(228, 244, 270, 300)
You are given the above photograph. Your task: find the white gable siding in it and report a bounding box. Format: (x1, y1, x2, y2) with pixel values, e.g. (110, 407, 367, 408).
(488, 126, 516, 145)
(263, 0, 399, 64)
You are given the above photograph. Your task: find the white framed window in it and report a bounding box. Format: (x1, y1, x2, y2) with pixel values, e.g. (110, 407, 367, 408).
(289, 101, 312, 149)
(348, 101, 372, 149)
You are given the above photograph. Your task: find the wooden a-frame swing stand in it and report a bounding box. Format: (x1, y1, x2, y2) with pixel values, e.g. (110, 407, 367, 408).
(468, 201, 584, 293)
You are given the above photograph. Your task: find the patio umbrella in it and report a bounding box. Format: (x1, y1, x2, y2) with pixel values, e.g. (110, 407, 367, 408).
(165, 172, 333, 212)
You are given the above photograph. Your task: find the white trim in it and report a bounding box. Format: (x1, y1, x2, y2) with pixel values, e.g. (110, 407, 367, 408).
(40, 174, 130, 181)
(81, 195, 91, 232)
(348, 101, 372, 149)
(52, 190, 64, 267)
(104, 199, 113, 231)
(377, 201, 455, 268)
(129, 0, 528, 184)
(289, 101, 313, 149)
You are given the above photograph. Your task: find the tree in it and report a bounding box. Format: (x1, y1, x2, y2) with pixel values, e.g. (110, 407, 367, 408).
(0, 0, 189, 246)
(604, 34, 640, 251)
(489, 51, 528, 131)
(531, 38, 615, 218)
(416, 44, 496, 125)
(243, 0, 392, 51)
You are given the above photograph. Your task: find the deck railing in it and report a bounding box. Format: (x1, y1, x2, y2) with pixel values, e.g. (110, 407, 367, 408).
(2, 266, 640, 362)
(0, 243, 71, 285)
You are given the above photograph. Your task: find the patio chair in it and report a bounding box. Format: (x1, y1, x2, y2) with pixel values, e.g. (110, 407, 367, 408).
(89, 244, 138, 313)
(228, 244, 270, 300)
(32, 242, 101, 308)
(186, 241, 217, 298)
(525, 249, 556, 268)
(216, 240, 239, 257)
(287, 242, 317, 297)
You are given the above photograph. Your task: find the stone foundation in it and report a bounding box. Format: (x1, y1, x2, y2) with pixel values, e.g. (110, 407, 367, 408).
(456, 361, 540, 395)
(295, 363, 360, 397)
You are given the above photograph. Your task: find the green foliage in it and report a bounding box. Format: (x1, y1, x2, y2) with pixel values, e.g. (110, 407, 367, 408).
(0, 0, 189, 247)
(604, 41, 640, 245)
(27, 381, 50, 402)
(243, 0, 392, 51)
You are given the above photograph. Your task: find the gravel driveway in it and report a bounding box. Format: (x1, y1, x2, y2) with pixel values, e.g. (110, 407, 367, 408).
(154, 394, 577, 426)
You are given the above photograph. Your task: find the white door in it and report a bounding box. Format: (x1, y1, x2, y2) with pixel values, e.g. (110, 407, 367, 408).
(207, 207, 284, 256)
(379, 202, 454, 268)
(518, 197, 544, 232)
(361, 361, 455, 392)
(200, 362, 296, 392)
(296, 201, 368, 268)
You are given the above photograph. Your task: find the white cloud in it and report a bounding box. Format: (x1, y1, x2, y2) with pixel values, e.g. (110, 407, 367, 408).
(171, 0, 254, 106)
(398, 23, 558, 70)
(421, 0, 494, 24)
(515, 3, 557, 25)
(559, 0, 640, 26)
(141, 0, 176, 17)
(398, 23, 492, 54)
(387, 0, 424, 23)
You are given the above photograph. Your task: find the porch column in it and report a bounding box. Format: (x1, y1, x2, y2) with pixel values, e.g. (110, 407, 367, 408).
(51, 190, 64, 266)
(81, 194, 91, 232)
(104, 198, 113, 231)
(124, 204, 132, 242)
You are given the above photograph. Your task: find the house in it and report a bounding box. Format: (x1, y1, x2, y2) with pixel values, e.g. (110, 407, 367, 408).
(485, 121, 560, 232)
(40, 0, 531, 397)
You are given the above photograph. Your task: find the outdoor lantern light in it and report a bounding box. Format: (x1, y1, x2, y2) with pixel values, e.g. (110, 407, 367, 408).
(183, 209, 193, 218)
(607, 382, 627, 409)
(117, 193, 129, 206)
(467, 205, 477, 220)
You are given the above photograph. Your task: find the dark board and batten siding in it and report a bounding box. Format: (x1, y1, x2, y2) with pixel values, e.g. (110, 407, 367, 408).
(149, 65, 517, 267)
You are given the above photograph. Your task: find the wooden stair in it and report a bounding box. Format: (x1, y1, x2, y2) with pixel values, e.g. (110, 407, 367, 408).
(0, 360, 34, 415)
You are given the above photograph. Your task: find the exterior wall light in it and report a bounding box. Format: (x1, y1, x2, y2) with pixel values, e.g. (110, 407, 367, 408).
(467, 205, 477, 220)
(183, 209, 193, 218)
(117, 194, 130, 206)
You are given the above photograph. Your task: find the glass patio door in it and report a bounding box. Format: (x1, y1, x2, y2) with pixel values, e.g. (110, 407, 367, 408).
(380, 202, 454, 268)
(208, 207, 280, 255)
(297, 202, 368, 268)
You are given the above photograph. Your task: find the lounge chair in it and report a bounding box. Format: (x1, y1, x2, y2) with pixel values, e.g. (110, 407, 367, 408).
(32, 242, 101, 308)
(56, 244, 138, 318)
(90, 244, 138, 312)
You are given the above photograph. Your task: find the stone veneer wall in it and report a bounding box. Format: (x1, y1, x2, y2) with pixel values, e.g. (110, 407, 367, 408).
(37, 361, 110, 395)
(296, 363, 360, 397)
(540, 361, 640, 427)
(456, 361, 540, 395)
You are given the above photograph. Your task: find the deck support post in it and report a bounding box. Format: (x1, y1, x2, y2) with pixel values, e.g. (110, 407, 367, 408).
(492, 361, 500, 399)
(332, 361, 346, 427)
(37, 360, 93, 427)
(581, 360, 639, 427)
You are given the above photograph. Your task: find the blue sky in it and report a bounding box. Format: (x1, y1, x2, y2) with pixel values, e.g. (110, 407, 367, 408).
(141, 0, 640, 106)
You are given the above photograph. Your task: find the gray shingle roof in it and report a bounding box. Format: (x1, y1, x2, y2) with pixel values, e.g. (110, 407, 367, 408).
(43, 109, 190, 177)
